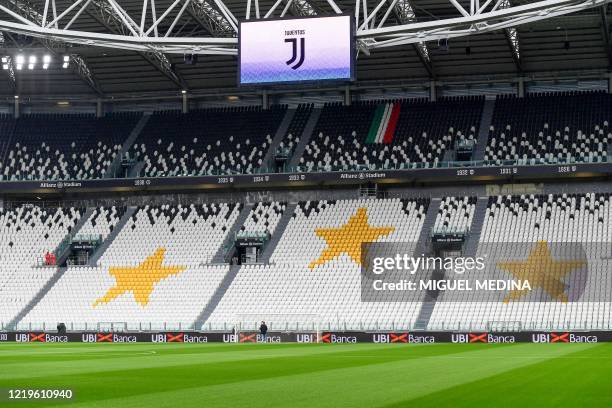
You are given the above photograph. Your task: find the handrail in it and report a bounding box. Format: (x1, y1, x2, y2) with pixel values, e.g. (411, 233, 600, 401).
(0, 154, 609, 182)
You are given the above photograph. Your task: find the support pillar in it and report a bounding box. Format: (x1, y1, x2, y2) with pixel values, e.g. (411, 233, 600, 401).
(14, 95, 19, 119)
(182, 91, 188, 113)
(517, 77, 525, 98)
(344, 85, 351, 106)
(96, 99, 103, 118)
(429, 80, 437, 102)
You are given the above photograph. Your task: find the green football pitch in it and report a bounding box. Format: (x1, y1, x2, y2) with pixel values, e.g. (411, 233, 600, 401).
(1, 342, 610, 407)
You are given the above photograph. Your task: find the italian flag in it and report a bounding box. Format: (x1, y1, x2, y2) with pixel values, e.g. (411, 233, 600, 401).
(365, 103, 401, 144)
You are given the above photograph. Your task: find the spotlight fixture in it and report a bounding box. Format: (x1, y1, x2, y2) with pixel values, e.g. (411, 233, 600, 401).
(28, 63, 34, 70)
(16, 55, 24, 64)
(29, 55, 36, 64)
(62, 55, 69, 69)
(1, 57, 7, 63)
(2, 64, 8, 70)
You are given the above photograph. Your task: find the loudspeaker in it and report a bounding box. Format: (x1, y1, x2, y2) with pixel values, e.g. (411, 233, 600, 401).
(438, 38, 449, 52)
(184, 54, 198, 65)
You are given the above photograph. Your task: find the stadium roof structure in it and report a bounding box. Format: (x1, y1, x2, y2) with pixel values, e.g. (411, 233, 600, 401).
(0, 0, 611, 99)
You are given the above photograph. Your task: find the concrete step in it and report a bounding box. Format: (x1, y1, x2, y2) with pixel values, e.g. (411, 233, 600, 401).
(462, 196, 489, 257)
(192, 265, 241, 330)
(260, 108, 297, 171)
(258, 203, 297, 263)
(412, 198, 440, 258)
(472, 99, 496, 161)
(88, 207, 137, 266)
(106, 113, 151, 179)
(411, 198, 442, 330)
(413, 268, 446, 330)
(7, 267, 68, 330)
(288, 107, 322, 169)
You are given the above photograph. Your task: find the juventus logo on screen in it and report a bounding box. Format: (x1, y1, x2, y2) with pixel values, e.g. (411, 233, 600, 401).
(285, 37, 305, 70)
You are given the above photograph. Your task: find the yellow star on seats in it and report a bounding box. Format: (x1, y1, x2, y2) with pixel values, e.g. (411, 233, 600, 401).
(309, 207, 395, 269)
(497, 241, 586, 303)
(93, 248, 186, 308)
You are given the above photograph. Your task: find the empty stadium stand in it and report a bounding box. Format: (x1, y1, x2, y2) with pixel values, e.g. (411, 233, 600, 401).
(0, 205, 84, 327)
(297, 97, 483, 171)
(1, 189, 611, 332)
(3, 94, 612, 334)
(274, 104, 314, 167)
(428, 192, 612, 331)
(433, 196, 477, 234)
(78, 206, 127, 241)
(18, 203, 242, 330)
(2, 94, 611, 182)
(485, 92, 612, 164)
(238, 201, 286, 237)
(129, 106, 286, 177)
(206, 197, 430, 331)
(0, 113, 141, 181)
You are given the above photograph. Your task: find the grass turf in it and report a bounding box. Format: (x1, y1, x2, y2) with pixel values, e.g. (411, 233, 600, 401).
(0, 342, 610, 407)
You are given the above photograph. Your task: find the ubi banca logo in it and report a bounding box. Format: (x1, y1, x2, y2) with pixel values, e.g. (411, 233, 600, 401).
(531, 332, 598, 343)
(17, 332, 68, 342)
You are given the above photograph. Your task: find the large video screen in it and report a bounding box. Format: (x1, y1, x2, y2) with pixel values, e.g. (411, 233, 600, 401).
(239, 15, 354, 85)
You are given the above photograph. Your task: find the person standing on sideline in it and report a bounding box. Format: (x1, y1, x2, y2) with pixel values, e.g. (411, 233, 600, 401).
(259, 321, 268, 342)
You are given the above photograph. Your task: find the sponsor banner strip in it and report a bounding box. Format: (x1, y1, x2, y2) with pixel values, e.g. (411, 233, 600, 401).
(0, 331, 610, 343)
